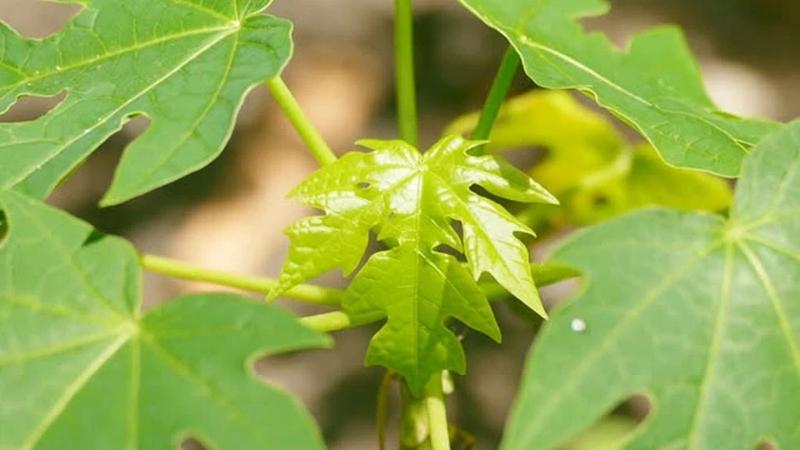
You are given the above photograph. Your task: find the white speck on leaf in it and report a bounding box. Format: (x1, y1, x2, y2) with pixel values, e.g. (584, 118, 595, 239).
(570, 318, 587, 333)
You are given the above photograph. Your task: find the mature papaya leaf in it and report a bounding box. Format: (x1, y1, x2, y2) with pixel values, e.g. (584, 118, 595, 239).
(448, 91, 732, 227)
(271, 136, 557, 393)
(560, 416, 639, 450)
(0, 190, 329, 450)
(0, 0, 291, 205)
(456, 0, 781, 176)
(502, 121, 800, 449)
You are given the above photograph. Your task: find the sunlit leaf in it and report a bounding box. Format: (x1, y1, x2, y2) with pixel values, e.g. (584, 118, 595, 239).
(271, 136, 557, 393)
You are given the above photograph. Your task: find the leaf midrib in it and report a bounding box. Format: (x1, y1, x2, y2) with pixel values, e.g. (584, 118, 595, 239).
(512, 36, 750, 152)
(513, 239, 724, 446)
(0, 25, 236, 105)
(143, 335, 269, 439)
(514, 230, 800, 448)
(0, 330, 118, 368)
(130, 28, 241, 190)
(21, 332, 131, 450)
(4, 28, 239, 190)
(13, 203, 129, 317)
(738, 241, 800, 373)
(168, 0, 234, 21)
(428, 168, 524, 283)
(461, 1, 752, 153)
(685, 244, 735, 450)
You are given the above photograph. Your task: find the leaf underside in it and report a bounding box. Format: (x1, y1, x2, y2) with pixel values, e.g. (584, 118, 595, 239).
(272, 136, 557, 393)
(0, 0, 291, 205)
(503, 121, 800, 450)
(457, 0, 781, 176)
(0, 190, 329, 450)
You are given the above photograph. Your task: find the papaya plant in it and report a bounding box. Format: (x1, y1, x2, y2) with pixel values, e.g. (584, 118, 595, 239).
(0, 1, 796, 449)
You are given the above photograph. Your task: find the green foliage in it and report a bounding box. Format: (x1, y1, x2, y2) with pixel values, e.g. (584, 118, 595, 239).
(448, 91, 732, 227)
(502, 122, 800, 450)
(0, 190, 329, 450)
(456, 0, 780, 176)
(1, 1, 797, 448)
(0, 0, 291, 205)
(271, 136, 556, 393)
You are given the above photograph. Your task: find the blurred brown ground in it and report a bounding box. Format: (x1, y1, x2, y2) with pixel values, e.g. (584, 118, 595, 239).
(1, 1, 798, 449)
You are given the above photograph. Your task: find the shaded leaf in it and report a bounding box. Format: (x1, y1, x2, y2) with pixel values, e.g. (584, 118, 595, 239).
(456, 0, 780, 176)
(272, 136, 557, 393)
(502, 122, 800, 450)
(448, 91, 732, 227)
(0, 0, 291, 205)
(0, 190, 329, 450)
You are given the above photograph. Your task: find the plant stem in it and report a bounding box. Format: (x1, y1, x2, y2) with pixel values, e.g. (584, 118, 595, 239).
(424, 374, 451, 450)
(400, 385, 431, 450)
(481, 262, 580, 299)
(299, 311, 382, 333)
(140, 254, 342, 306)
(471, 47, 520, 146)
(266, 77, 337, 166)
(394, 0, 419, 147)
(532, 261, 581, 286)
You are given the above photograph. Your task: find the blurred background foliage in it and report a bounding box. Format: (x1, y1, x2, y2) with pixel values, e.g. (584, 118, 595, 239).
(0, 0, 798, 448)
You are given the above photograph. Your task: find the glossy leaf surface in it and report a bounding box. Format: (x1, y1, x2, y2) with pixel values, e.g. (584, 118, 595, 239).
(0, 190, 328, 450)
(0, 0, 291, 205)
(272, 136, 557, 393)
(457, 0, 780, 176)
(448, 91, 732, 227)
(503, 122, 800, 449)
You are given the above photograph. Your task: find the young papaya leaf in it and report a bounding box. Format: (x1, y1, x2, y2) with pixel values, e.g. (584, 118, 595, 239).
(0, 190, 329, 450)
(448, 91, 732, 228)
(502, 121, 800, 450)
(0, 0, 291, 206)
(271, 136, 557, 393)
(456, 0, 781, 176)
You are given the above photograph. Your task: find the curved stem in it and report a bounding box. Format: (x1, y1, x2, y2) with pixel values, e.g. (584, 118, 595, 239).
(266, 77, 337, 166)
(400, 384, 431, 450)
(300, 311, 352, 333)
(532, 261, 581, 287)
(142, 253, 575, 307)
(300, 311, 382, 333)
(481, 262, 580, 299)
(471, 47, 520, 147)
(394, 0, 419, 146)
(140, 254, 342, 306)
(424, 374, 451, 450)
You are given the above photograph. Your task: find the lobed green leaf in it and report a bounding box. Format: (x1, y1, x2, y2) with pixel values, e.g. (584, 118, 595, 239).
(272, 136, 557, 393)
(456, 0, 781, 176)
(0, 0, 291, 205)
(0, 190, 329, 450)
(503, 121, 800, 449)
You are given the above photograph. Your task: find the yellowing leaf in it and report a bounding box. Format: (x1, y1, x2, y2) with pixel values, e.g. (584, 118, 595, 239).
(0, 0, 291, 205)
(448, 91, 732, 226)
